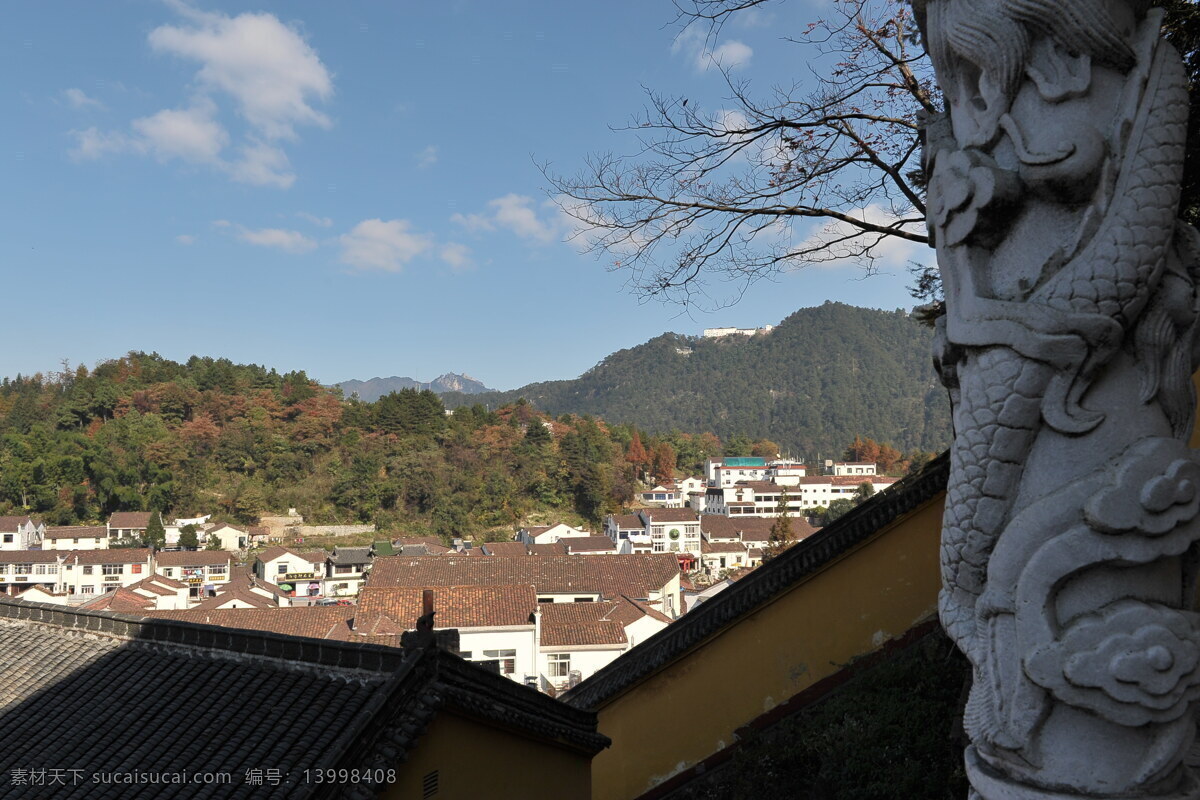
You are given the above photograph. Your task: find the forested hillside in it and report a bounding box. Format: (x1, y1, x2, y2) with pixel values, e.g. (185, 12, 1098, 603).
(443, 302, 950, 456)
(0, 354, 665, 534)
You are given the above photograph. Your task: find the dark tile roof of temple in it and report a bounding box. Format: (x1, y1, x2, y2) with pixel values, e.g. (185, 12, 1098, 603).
(0, 597, 608, 799)
(562, 453, 950, 710)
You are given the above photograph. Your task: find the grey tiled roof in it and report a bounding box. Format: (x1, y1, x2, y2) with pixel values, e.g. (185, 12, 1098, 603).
(563, 453, 950, 710)
(0, 596, 608, 798)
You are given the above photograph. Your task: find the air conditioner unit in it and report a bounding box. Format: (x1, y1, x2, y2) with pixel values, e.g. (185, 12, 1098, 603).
(568, 669, 582, 688)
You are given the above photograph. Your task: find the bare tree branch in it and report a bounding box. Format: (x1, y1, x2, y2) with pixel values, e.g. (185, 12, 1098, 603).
(547, 0, 940, 308)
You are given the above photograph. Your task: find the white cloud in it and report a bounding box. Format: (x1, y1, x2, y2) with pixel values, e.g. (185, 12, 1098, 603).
(796, 204, 930, 272)
(439, 242, 473, 272)
(227, 139, 294, 188)
(175, 234, 196, 245)
(237, 226, 317, 253)
(672, 28, 753, 72)
(296, 211, 333, 227)
(69, 127, 130, 161)
(339, 219, 433, 272)
(148, 8, 332, 141)
(417, 145, 438, 168)
(67, 4, 331, 188)
(709, 41, 753, 70)
(63, 88, 105, 110)
(453, 194, 561, 244)
(211, 219, 232, 228)
(131, 100, 228, 163)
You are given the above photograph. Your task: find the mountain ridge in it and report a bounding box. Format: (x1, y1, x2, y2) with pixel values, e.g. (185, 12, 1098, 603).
(338, 372, 491, 402)
(440, 302, 950, 457)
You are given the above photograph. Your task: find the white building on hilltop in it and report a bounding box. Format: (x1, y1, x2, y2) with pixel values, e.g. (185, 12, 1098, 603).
(701, 325, 774, 338)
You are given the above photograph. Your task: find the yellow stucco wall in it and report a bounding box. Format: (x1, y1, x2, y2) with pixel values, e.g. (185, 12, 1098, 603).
(384, 710, 593, 800)
(590, 495, 947, 800)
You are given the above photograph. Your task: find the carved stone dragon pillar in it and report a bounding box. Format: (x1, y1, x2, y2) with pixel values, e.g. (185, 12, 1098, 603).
(915, 0, 1200, 796)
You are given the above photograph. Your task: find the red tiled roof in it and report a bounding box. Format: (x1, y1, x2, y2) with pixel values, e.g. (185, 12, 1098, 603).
(108, 512, 152, 529)
(367, 554, 680, 601)
(63, 549, 152, 565)
(0, 551, 60, 564)
(608, 514, 643, 529)
(43, 526, 107, 539)
(156, 550, 233, 567)
(701, 540, 749, 554)
(143, 607, 368, 642)
(482, 542, 529, 556)
(538, 602, 627, 647)
(528, 542, 568, 556)
(700, 515, 817, 543)
(0, 516, 34, 533)
(80, 588, 155, 613)
(357, 584, 537, 629)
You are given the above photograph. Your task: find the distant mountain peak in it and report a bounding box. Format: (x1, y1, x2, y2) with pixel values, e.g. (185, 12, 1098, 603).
(337, 372, 493, 402)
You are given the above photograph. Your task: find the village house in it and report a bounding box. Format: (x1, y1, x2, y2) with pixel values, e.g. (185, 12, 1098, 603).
(604, 513, 650, 553)
(58, 548, 153, 599)
(205, 522, 251, 551)
(638, 483, 683, 507)
(0, 596, 607, 799)
(14, 584, 69, 605)
(0, 550, 60, 595)
(367, 552, 685, 619)
(565, 537, 620, 555)
(253, 545, 328, 599)
(106, 511, 154, 543)
(0, 516, 44, 550)
(154, 550, 234, 599)
(538, 596, 672, 692)
(357, 584, 540, 682)
(41, 525, 108, 550)
(516, 522, 593, 545)
(162, 513, 212, 547)
(325, 545, 372, 597)
(830, 460, 878, 476)
(79, 573, 192, 612)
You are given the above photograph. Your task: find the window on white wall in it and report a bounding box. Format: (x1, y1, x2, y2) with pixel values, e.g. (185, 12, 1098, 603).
(548, 653, 571, 678)
(483, 649, 516, 675)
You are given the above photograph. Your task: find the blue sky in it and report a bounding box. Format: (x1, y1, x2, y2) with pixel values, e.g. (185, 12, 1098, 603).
(2, 0, 927, 390)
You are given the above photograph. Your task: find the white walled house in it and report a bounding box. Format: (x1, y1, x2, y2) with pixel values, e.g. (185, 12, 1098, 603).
(155, 551, 234, 599)
(206, 523, 250, 551)
(537, 597, 672, 692)
(107, 511, 153, 543)
(0, 516, 44, 550)
(325, 546, 372, 597)
(58, 549, 153, 600)
(15, 584, 69, 605)
(254, 546, 328, 598)
(0, 551, 61, 594)
(42, 526, 108, 551)
(605, 514, 652, 554)
(638, 508, 702, 558)
(831, 461, 877, 476)
(357, 584, 540, 683)
(638, 484, 683, 508)
(516, 523, 593, 545)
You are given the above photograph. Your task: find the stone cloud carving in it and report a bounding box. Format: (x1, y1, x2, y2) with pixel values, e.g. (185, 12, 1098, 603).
(916, 0, 1200, 796)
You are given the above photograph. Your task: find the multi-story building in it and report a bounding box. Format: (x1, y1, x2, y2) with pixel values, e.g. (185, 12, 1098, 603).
(58, 549, 153, 600)
(155, 550, 234, 599)
(42, 526, 108, 550)
(107, 511, 153, 543)
(254, 546, 328, 599)
(0, 551, 60, 594)
(325, 546, 372, 597)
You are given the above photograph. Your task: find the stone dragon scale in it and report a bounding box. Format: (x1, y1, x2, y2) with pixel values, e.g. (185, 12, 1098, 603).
(918, 0, 1200, 796)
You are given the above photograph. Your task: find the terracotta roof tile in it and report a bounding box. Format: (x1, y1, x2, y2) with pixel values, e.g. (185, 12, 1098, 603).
(107, 511, 152, 528)
(565, 537, 618, 553)
(43, 526, 107, 539)
(482, 542, 530, 556)
(63, 548, 152, 565)
(367, 554, 681, 601)
(357, 584, 537, 629)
